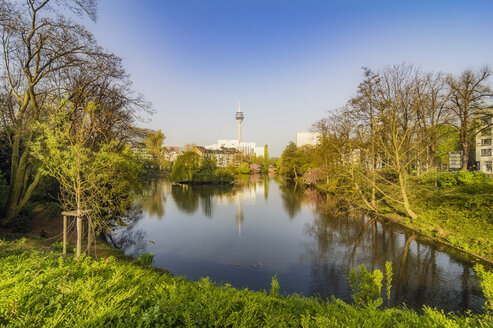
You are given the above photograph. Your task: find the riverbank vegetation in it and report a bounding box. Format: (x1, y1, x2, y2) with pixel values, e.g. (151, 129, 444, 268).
(1, 237, 492, 327)
(278, 65, 493, 260)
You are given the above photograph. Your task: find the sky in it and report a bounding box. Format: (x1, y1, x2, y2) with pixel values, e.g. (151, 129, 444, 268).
(80, 0, 493, 156)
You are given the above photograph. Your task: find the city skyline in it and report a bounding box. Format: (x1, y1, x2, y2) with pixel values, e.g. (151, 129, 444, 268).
(79, 0, 493, 156)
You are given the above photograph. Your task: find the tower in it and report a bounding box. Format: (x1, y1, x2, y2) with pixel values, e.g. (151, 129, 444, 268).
(235, 100, 244, 143)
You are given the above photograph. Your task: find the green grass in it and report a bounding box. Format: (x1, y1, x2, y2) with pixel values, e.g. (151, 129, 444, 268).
(407, 178, 493, 260)
(1, 237, 491, 327)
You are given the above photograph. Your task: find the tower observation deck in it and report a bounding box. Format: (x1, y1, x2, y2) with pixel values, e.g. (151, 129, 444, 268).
(235, 101, 244, 142)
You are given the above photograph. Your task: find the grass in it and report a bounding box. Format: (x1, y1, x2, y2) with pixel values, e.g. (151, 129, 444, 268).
(406, 177, 493, 261)
(353, 172, 493, 262)
(1, 237, 492, 327)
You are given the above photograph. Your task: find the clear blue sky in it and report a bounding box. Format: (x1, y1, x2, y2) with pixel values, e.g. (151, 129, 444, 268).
(81, 0, 493, 156)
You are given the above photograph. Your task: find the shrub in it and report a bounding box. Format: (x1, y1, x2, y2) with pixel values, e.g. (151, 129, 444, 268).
(437, 172, 457, 187)
(270, 275, 279, 298)
(348, 264, 383, 308)
(456, 170, 489, 186)
(236, 162, 250, 174)
(215, 169, 234, 183)
(138, 252, 154, 266)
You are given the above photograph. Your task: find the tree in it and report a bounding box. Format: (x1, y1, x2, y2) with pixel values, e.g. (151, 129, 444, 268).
(0, 0, 91, 224)
(262, 144, 270, 172)
(349, 67, 381, 208)
(446, 67, 493, 170)
(31, 102, 142, 234)
(145, 130, 167, 169)
(170, 151, 201, 182)
(278, 142, 304, 179)
(0, 0, 147, 225)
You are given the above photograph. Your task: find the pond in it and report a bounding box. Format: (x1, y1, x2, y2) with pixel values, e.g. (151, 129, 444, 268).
(111, 174, 488, 313)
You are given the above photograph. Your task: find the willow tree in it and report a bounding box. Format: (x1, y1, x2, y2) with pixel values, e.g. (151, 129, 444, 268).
(145, 130, 167, 169)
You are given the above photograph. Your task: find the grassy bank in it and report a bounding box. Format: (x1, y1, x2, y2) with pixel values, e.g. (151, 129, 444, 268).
(367, 173, 493, 262)
(310, 170, 493, 263)
(1, 237, 492, 327)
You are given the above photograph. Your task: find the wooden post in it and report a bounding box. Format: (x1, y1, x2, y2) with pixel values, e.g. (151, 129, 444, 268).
(87, 216, 92, 255)
(63, 215, 67, 255)
(77, 216, 82, 257)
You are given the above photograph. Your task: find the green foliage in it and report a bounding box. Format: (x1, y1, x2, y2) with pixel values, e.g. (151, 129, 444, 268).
(236, 162, 251, 174)
(138, 252, 154, 267)
(278, 142, 310, 179)
(385, 262, 393, 303)
(31, 103, 143, 232)
(171, 152, 234, 184)
(437, 172, 457, 188)
(262, 144, 270, 173)
(170, 151, 201, 182)
(214, 168, 235, 184)
(145, 130, 167, 169)
(348, 264, 383, 308)
(474, 264, 493, 313)
(416, 170, 491, 188)
(270, 275, 280, 298)
(52, 242, 64, 252)
(0, 238, 487, 327)
(435, 126, 460, 165)
(456, 171, 489, 186)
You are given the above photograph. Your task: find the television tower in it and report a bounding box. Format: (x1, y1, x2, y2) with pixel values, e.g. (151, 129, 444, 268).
(235, 100, 244, 143)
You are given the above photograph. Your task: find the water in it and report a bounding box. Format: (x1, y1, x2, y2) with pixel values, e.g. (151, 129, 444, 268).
(111, 174, 488, 313)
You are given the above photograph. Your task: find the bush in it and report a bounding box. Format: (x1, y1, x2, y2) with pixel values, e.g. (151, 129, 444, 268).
(215, 169, 234, 183)
(138, 252, 154, 266)
(417, 170, 490, 188)
(236, 162, 250, 174)
(437, 172, 457, 187)
(456, 170, 489, 186)
(348, 264, 383, 308)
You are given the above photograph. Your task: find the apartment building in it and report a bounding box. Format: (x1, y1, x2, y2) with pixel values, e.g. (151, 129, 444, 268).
(476, 116, 493, 174)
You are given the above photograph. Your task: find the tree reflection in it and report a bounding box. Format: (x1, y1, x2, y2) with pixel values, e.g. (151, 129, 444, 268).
(278, 179, 305, 218)
(139, 179, 167, 219)
(301, 193, 486, 312)
(109, 206, 148, 256)
(171, 184, 200, 214)
(263, 174, 269, 201)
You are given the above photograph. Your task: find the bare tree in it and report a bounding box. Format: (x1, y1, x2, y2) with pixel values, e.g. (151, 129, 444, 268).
(446, 67, 492, 170)
(0, 0, 147, 225)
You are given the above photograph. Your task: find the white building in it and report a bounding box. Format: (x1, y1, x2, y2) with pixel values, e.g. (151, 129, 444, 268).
(206, 139, 261, 157)
(476, 116, 492, 174)
(296, 132, 320, 147)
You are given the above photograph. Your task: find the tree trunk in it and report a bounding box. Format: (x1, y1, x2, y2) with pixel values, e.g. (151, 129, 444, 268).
(461, 141, 469, 171)
(398, 169, 418, 221)
(2, 134, 41, 226)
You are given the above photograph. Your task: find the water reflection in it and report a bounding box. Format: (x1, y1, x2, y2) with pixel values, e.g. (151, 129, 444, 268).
(112, 175, 489, 313)
(303, 199, 486, 312)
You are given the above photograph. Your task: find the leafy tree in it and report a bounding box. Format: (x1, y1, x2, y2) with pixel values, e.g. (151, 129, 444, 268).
(170, 151, 201, 182)
(31, 102, 142, 233)
(0, 0, 147, 226)
(145, 130, 167, 169)
(236, 162, 251, 174)
(262, 144, 270, 172)
(278, 142, 305, 179)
